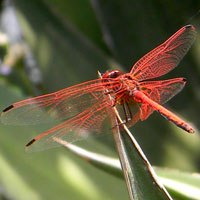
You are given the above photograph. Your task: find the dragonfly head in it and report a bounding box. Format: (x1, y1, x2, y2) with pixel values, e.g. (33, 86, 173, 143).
(102, 70, 123, 79)
(101, 70, 123, 95)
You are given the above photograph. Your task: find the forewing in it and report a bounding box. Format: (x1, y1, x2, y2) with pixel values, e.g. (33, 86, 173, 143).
(130, 25, 196, 81)
(138, 78, 186, 120)
(1, 79, 119, 125)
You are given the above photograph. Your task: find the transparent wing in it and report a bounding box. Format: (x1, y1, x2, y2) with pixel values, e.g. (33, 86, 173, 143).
(25, 96, 113, 152)
(138, 77, 186, 120)
(1, 78, 121, 151)
(1, 79, 119, 125)
(130, 25, 196, 81)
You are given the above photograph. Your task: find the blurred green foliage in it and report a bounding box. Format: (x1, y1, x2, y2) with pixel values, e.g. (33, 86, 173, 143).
(0, 0, 200, 199)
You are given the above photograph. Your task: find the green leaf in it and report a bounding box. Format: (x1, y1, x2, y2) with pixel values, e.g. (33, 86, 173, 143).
(112, 125, 171, 199)
(56, 140, 200, 200)
(107, 97, 172, 199)
(155, 167, 200, 200)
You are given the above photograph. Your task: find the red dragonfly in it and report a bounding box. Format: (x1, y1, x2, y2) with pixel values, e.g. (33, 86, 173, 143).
(1, 25, 196, 152)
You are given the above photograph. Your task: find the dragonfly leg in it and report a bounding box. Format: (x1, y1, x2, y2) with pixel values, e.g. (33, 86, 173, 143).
(122, 102, 133, 123)
(111, 102, 133, 130)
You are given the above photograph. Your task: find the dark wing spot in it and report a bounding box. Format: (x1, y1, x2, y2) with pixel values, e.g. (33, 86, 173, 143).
(25, 139, 36, 148)
(182, 78, 187, 83)
(185, 24, 195, 31)
(185, 24, 192, 29)
(3, 105, 14, 112)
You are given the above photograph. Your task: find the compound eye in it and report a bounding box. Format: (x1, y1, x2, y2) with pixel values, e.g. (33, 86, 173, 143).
(103, 70, 123, 79)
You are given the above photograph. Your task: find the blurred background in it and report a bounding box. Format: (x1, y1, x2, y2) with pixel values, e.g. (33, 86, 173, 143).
(0, 0, 199, 199)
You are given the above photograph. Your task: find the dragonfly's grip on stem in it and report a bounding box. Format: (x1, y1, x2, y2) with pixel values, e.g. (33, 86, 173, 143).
(133, 90, 195, 133)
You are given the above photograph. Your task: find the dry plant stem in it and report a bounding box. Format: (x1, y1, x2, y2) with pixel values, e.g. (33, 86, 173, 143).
(97, 71, 172, 200)
(111, 116, 135, 200)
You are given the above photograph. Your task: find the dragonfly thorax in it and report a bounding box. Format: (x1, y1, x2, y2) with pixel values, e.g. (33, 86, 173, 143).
(102, 70, 139, 97)
(118, 73, 139, 96)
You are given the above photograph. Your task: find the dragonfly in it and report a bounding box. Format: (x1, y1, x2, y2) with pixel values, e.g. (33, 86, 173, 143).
(1, 25, 196, 152)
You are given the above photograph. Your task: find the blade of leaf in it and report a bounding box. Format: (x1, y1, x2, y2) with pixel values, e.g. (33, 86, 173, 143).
(111, 112, 172, 200)
(53, 138, 122, 179)
(155, 167, 200, 200)
(55, 138, 200, 200)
